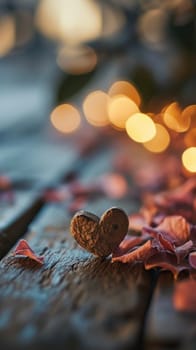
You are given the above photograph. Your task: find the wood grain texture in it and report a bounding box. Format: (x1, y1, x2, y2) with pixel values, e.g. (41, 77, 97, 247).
(0, 141, 150, 350)
(0, 190, 42, 259)
(0, 198, 152, 350)
(0, 131, 106, 259)
(144, 272, 196, 350)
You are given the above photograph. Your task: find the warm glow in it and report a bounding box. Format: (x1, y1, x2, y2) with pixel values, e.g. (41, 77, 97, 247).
(83, 91, 110, 127)
(182, 147, 196, 172)
(143, 123, 170, 153)
(108, 81, 141, 106)
(50, 104, 81, 133)
(57, 45, 97, 74)
(108, 95, 139, 130)
(0, 15, 15, 57)
(137, 9, 167, 50)
(126, 113, 156, 143)
(101, 4, 125, 38)
(182, 104, 196, 128)
(184, 128, 196, 147)
(163, 102, 190, 132)
(36, 0, 102, 44)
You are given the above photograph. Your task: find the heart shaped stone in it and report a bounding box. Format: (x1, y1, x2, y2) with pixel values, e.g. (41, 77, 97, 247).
(70, 207, 128, 257)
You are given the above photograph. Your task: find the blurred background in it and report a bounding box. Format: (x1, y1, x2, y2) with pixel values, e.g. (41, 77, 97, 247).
(0, 0, 196, 179)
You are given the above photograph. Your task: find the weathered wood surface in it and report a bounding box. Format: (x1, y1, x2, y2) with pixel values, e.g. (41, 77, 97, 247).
(0, 144, 153, 350)
(0, 190, 42, 259)
(0, 136, 77, 259)
(0, 127, 105, 259)
(144, 273, 196, 350)
(0, 57, 195, 350)
(0, 201, 153, 350)
(0, 137, 195, 349)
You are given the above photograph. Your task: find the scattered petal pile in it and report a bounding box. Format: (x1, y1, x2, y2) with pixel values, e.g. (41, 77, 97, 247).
(112, 179, 196, 280)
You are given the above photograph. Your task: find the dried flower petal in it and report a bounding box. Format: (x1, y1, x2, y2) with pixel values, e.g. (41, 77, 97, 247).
(189, 252, 196, 269)
(136, 178, 196, 224)
(144, 216, 190, 246)
(175, 240, 193, 263)
(128, 213, 148, 231)
(173, 279, 196, 312)
(44, 187, 70, 202)
(98, 173, 128, 199)
(13, 239, 44, 265)
(70, 181, 100, 197)
(112, 234, 150, 257)
(145, 252, 189, 279)
(157, 233, 175, 252)
(112, 240, 152, 263)
(68, 197, 87, 214)
(157, 216, 190, 244)
(0, 175, 11, 190)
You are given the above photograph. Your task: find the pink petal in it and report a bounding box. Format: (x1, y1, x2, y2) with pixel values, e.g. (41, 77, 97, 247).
(158, 233, 175, 252)
(128, 213, 148, 231)
(0, 175, 11, 190)
(189, 252, 196, 269)
(13, 239, 44, 265)
(112, 240, 152, 264)
(113, 234, 150, 257)
(44, 188, 70, 202)
(175, 240, 193, 264)
(68, 197, 87, 214)
(145, 216, 190, 246)
(70, 181, 99, 197)
(173, 279, 196, 312)
(99, 173, 128, 199)
(145, 252, 189, 279)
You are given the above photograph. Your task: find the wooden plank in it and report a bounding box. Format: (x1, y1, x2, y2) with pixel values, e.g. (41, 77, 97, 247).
(144, 272, 196, 350)
(0, 146, 101, 260)
(0, 129, 111, 261)
(0, 146, 152, 350)
(0, 200, 152, 350)
(0, 190, 42, 259)
(0, 135, 78, 186)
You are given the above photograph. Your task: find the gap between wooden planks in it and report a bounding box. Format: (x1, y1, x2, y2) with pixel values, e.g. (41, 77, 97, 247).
(0, 129, 105, 260)
(0, 142, 154, 350)
(144, 272, 196, 350)
(0, 139, 195, 350)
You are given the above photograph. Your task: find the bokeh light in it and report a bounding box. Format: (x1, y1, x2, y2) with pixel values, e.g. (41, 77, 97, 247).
(184, 128, 196, 147)
(126, 113, 156, 143)
(0, 15, 15, 57)
(108, 81, 141, 106)
(57, 45, 97, 75)
(182, 147, 196, 173)
(108, 95, 139, 130)
(101, 3, 125, 38)
(83, 90, 110, 127)
(137, 8, 168, 50)
(143, 123, 170, 153)
(36, 0, 102, 45)
(50, 104, 81, 133)
(163, 102, 190, 132)
(182, 105, 196, 128)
